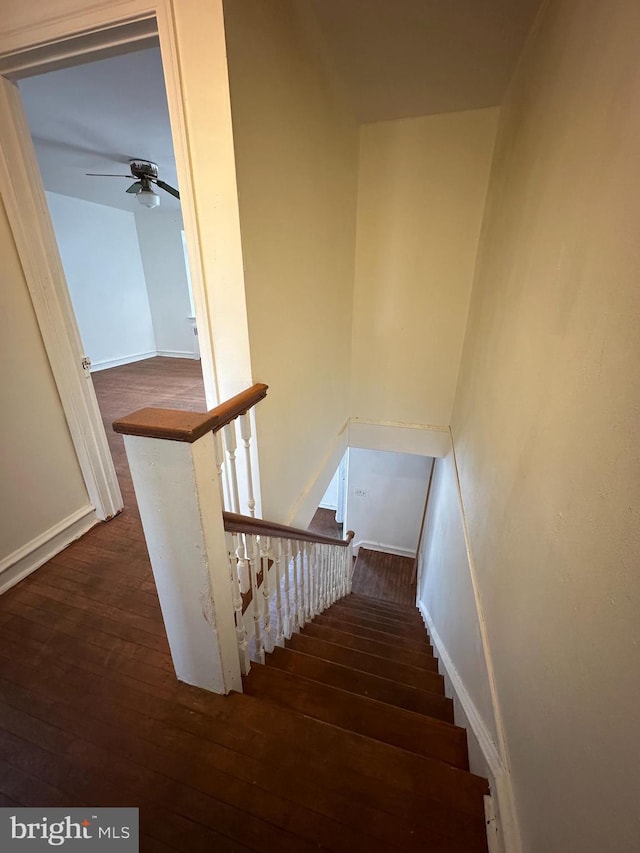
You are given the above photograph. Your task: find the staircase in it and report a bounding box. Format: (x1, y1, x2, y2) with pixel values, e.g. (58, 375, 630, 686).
(115, 385, 491, 850)
(239, 588, 490, 852)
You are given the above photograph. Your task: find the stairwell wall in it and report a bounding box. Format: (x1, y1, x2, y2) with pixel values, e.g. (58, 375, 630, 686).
(421, 1, 640, 851)
(223, 0, 359, 526)
(350, 108, 499, 450)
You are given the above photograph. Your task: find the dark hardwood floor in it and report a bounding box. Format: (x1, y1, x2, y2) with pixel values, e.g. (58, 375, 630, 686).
(92, 356, 206, 513)
(351, 547, 417, 606)
(0, 357, 487, 851)
(308, 507, 343, 540)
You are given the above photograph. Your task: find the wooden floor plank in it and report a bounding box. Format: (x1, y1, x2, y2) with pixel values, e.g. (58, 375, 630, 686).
(0, 357, 488, 853)
(351, 547, 416, 605)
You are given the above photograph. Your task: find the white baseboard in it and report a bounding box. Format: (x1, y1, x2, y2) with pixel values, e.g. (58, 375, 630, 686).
(318, 501, 338, 511)
(418, 599, 517, 853)
(0, 505, 97, 594)
(354, 539, 416, 559)
(90, 351, 157, 372)
(155, 350, 199, 360)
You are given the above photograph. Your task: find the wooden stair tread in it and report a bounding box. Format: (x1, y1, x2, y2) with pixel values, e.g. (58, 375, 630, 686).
(243, 664, 468, 769)
(202, 690, 489, 818)
(348, 593, 417, 615)
(286, 633, 445, 691)
(314, 613, 433, 652)
(221, 696, 489, 852)
(328, 600, 428, 635)
(331, 599, 426, 628)
(268, 646, 454, 722)
(302, 622, 439, 671)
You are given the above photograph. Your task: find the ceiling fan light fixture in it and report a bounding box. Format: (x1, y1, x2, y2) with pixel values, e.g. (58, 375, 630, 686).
(137, 186, 160, 208)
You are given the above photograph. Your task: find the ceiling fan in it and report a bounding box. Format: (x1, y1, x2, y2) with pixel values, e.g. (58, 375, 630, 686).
(86, 159, 180, 208)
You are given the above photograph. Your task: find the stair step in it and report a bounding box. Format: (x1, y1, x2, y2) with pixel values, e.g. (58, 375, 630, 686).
(302, 622, 439, 671)
(334, 597, 424, 626)
(348, 593, 417, 615)
(176, 686, 485, 852)
(268, 646, 453, 722)
(220, 693, 489, 840)
(243, 664, 468, 769)
(286, 633, 445, 692)
(315, 613, 433, 652)
(327, 601, 429, 634)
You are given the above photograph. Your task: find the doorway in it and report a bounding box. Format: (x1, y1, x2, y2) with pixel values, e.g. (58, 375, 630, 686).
(17, 45, 206, 509)
(0, 11, 217, 521)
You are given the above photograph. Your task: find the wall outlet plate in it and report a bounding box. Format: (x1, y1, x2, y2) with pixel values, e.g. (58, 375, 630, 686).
(355, 488, 366, 497)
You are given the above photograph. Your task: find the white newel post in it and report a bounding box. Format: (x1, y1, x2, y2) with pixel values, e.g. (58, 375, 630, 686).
(122, 431, 242, 694)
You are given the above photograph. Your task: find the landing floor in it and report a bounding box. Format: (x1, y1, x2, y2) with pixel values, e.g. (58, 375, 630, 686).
(0, 356, 419, 851)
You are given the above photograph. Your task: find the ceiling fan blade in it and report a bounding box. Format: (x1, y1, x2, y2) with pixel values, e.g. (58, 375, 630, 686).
(126, 181, 143, 194)
(156, 179, 180, 200)
(85, 173, 132, 178)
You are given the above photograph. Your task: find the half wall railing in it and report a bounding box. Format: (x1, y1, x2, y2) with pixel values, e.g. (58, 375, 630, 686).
(114, 384, 353, 694)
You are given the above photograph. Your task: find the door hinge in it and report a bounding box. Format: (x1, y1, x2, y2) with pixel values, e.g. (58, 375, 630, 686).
(81, 356, 92, 372)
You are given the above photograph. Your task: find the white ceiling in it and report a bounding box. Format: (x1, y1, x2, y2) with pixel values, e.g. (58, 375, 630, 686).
(19, 46, 181, 212)
(307, 0, 541, 122)
(17, 2, 541, 212)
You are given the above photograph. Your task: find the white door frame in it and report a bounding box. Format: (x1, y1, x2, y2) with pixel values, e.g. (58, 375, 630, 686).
(0, 2, 219, 520)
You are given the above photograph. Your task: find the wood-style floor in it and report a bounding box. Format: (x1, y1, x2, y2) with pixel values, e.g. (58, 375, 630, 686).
(351, 548, 416, 607)
(0, 357, 481, 852)
(308, 506, 343, 540)
(93, 356, 206, 513)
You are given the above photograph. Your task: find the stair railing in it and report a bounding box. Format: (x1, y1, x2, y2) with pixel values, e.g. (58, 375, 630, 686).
(113, 383, 354, 695)
(223, 512, 354, 673)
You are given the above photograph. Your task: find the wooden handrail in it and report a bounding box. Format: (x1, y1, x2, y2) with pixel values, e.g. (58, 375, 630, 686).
(112, 383, 268, 443)
(223, 511, 355, 548)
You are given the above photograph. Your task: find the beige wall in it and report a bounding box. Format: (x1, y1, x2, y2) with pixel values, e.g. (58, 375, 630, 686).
(0, 0, 250, 567)
(223, 0, 359, 522)
(0, 197, 89, 561)
(418, 453, 498, 745)
(351, 108, 498, 428)
(429, 0, 640, 850)
(346, 449, 432, 557)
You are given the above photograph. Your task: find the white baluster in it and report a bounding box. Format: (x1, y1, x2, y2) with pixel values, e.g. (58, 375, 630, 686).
(323, 544, 330, 610)
(223, 421, 241, 513)
(239, 412, 256, 517)
(321, 544, 328, 611)
(261, 535, 274, 653)
(291, 541, 300, 631)
(213, 431, 226, 510)
(303, 541, 310, 620)
(308, 542, 316, 617)
(248, 534, 264, 664)
(309, 542, 316, 617)
(316, 543, 322, 615)
(346, 539, 354, 594)
(226, 532, 250, 674)
(336, 545, 343, 599)
(311, 542, 319, 617)
(297, 543, 306, 628)
(235, 532, 250, 594)
(330, 545, 337, 604)
(275, 538, 285, 647)
(283, 538, 292, 638)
